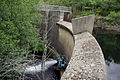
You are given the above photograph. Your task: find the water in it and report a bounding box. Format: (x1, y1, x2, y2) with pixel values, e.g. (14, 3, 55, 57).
(25, 59, 60, 80)
(106, 61, 120, 80)
(94, 31, 120, 80)
(25, 59, 57, 73)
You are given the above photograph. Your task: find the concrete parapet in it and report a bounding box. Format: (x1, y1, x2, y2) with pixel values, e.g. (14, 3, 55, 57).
(72, 15, 95, 34)
(57, 21, 73, 33)
(61, 32, 107, 80)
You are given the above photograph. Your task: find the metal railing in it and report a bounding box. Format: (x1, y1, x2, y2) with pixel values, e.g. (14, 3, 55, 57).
(39, 5, 71, 12)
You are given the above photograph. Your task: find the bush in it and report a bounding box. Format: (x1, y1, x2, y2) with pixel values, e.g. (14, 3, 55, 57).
(73, 10, 94, 18)
(0, 0, 43, 53)
(0, 0, 44, 79)
(108, 11, 120, 24)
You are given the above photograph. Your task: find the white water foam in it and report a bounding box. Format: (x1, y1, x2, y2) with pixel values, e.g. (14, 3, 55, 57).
(25, 60, 57, 73)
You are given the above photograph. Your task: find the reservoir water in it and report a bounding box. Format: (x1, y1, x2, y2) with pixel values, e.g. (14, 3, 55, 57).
(94, 30, 120, 80)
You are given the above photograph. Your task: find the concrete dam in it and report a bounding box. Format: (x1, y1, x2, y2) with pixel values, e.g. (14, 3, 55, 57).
(39, 5, 108, 80)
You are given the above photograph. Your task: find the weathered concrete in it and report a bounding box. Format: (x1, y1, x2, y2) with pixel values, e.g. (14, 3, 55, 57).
(57, 22, 74, 61)
(48, 10, 64, 44)
(56, 17, 107, 80)
(57, 21, 73, 32)
(40, 10, 65, 55)
(72, 15, 95, 34)
(40, 10, 75, 61)
(64, 12, 72, 22)
(61, 32, 107, 80)
(40, 10, 107, 80)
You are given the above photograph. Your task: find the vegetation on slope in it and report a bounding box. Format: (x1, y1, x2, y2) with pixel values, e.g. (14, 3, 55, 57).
(44, 0, 120, 24)
(0, 0, 44, 79)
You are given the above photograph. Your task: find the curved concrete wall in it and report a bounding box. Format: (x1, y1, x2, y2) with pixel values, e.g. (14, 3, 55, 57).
(57, 22, 75, 61)
(40, 10, 107, 80)
(57, 21, 107, 80)
(61, 32, 107, 80)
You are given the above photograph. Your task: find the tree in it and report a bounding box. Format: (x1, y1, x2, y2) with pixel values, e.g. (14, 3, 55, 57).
(0, 0, 43, 53)
(0, 0, 43, 79)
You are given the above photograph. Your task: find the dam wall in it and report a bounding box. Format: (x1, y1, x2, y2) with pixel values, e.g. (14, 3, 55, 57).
(57, 21, 74, 61)
(57, 15, 107, 80)
(61, 32, 107, 80)
(40, 10, 108, 80)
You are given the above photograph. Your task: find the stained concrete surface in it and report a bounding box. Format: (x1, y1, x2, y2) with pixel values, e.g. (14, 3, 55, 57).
(72, 15, 95, 34)
(61, 32, 107, 80)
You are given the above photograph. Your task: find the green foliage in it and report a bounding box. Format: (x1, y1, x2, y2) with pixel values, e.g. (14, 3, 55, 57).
(0, 0, 44, 79)
(74, 10, 94, 18)
(0, 0, 43, 53)
(108, 11, 120, 24)
(44, 0, 120, 24)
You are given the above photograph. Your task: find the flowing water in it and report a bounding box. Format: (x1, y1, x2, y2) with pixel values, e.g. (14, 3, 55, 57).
(25, 59, 60, 80)
(94, 30, 120, 80)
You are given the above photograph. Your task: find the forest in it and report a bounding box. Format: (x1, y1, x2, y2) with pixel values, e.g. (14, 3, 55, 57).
(0, 0, 44, 79)
(44, 0, 120, 24)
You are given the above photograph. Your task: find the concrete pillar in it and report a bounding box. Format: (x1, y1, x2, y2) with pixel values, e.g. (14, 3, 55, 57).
(47, 11, 64, 48)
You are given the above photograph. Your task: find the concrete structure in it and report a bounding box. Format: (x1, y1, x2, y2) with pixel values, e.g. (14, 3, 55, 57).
(39, 5, 71, 12)
(61, 32, 107, 80)
(57, 21, 73, 32)
(57, 21, 74, 61)
(40, 10, 72, 60)
(56, 19, 107, 80)
(72, 15, 95, 34)
(40, 8, 108, 80)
